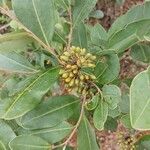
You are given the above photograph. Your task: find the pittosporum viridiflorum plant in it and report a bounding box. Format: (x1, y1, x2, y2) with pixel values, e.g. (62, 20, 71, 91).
(0, 0, 150, 149)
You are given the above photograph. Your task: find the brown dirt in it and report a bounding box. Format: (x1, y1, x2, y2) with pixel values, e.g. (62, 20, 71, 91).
(96, 0, 144, 29)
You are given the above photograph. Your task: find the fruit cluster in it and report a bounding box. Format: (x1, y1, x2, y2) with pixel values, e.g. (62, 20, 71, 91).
(59, 46, 96, 95)
(117, 133, 135, 150)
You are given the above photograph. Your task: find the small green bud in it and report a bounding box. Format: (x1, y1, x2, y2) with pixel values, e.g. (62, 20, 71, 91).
(65, 77, 71, 83)
(69, 79, 75, 86)
(60, 55, 69, 61)
(87, 63, 96, 68)
(90, 55, 96, 60)
(85, 75, 90, 80)
(63, 51, 70, 57)
(71, 65, 78, 69)
(75, 79, 80, 85)
(80, 48, 86, 55)
(73, 69, 78, 74)
(59, 69, 65, 75)
(85, 53, 92, 58)
(69, 72, 74, 78)
(90, 75, 96, 80)
(80, 74, 84, 80)
(62, 73, 69, 78)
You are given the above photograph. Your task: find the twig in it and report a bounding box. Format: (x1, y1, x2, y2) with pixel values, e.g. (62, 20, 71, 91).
(91, 82, 104, 100)
(0, 23, 9, 31)
(52, 96, 86, 149)
(67, 6, 73, 51)
(0, 7, 61, 63)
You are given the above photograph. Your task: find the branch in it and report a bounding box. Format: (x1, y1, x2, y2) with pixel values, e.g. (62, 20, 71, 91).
(91, 82, 104, 100)
(0, 7, 60, 62)
(67, 7, 73, 51)
(52, 96, 86, 149)
(0, 23, 9, 31)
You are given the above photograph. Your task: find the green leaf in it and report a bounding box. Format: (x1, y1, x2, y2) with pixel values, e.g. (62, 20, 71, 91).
(85, 94, 99, 110)
(104, 117, 118, 131)
(0, 68, 59, 120)
(77, 115, 99, 150)
(94, 54, 120, 84)
(119, 94, 130, 114)
(73, 0, 97, 27)
(12, 0, 57, 45)
(17, 121, 72, 144)
(20, 95, 79, 129)
(120, 114, 132, 129)
(102, 85, 121, 110)
(93, 100, 108, 130)
(131, 43, 150, 63)
(107, 20, 150, 53)
(55, 0, 71, 10)
(90, 24, 108, 47)
(108, 106, 121, 118)
(108, 2, 150, 37)
(0, 32, 33, 52)
(0, 120, 16, 150)
(0, 51, 38, 73)
(72, 22, 88, 49)
(9, 135, 51, 150)
(130, 67, 150, 130)
(136, 135, 150, 150)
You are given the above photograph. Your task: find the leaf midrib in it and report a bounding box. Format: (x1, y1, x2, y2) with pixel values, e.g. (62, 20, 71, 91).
(30, 127, 72, 135)
(31, 0, 50, 46)
(3, 69, 52, 118)
(0, 141, 6, 150)
(0, 54, 37, 73)
(84, 117, 92, 150)
(23, 100, 79, 124)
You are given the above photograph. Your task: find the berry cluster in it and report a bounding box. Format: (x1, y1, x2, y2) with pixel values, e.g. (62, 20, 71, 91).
(59, 46, 96, 95)
(117, 133, 135, 150)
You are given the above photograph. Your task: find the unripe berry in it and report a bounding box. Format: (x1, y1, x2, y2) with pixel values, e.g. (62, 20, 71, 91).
(60, 55, 69, 61)
(62, 73, 69, 78)
(63, 51, 70, 57)
(65, 77, 71, 83)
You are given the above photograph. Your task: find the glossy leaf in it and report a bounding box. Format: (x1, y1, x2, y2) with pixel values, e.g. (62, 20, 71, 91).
(130, 67, 150, 130)
(0, 120, 16, 150)
(93, 100, 108, 130)
(94, 54, 120, 84)
(0, 51, 38, 73)
(73, 0, 97, 27)
(20, 95, 79, 129)
(102, 85, 121, 110)
(131, 43, 150, 63)
(77, 115, 99, 150)
(0, 68, 59, 120)
(12, 0, 57, 45)
(17, 121, 72, 144)
(9, 135, 51, 150)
